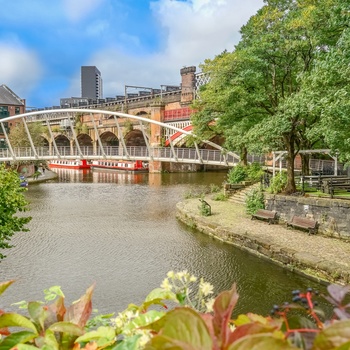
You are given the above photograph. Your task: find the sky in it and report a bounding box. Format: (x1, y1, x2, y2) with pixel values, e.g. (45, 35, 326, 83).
(0, 0, 264, 109)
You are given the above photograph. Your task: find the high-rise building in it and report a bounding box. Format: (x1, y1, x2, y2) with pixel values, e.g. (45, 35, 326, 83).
(81, 66, 103, 100)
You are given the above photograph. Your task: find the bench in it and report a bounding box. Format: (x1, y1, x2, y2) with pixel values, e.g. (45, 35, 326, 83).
(251, 209, 277, 225)
(287, 215, 318, 235)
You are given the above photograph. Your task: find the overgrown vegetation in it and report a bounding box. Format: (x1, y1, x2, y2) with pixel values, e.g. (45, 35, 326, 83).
(1, 273, 350, 349)
(245, 187, 265, 214)
(0, 165, 31, 259)
(268, 172, 288, 194)
(227, 163, 264, 184)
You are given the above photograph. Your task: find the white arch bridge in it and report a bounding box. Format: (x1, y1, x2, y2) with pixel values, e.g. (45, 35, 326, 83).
(0, 108, 242, 167)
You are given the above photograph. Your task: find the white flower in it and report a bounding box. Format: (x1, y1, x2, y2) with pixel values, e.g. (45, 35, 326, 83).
(200, 281, 214, 297)
(205, 298, 215, 313)
(167, 271, 175, 279)
(189, 275, 197, 282)
(160, 278, 172, 291)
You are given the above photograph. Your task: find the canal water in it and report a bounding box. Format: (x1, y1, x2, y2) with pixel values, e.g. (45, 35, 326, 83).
(0, 169, 328, 317)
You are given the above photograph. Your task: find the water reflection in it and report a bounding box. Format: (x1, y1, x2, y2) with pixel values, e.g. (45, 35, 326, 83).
(0, 169, 329, 319)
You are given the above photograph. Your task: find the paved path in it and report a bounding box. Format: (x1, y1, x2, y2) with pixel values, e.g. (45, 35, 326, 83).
(176, 197, 350, 285)
(26, 170, 58, 184)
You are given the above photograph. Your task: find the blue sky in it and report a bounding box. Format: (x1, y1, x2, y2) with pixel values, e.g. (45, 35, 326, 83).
(0, 0, 263, 109)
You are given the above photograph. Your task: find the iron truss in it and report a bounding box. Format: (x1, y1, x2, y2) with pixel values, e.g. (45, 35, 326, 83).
(0, 108, 240, 166)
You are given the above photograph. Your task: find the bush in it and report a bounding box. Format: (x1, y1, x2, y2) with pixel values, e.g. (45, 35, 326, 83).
(227, 164, 247, 184)
(245, 187, 265, 214)
(246, 162, 265, 182)
(268, 172, 288, 194)
(212, 192, 228, 201)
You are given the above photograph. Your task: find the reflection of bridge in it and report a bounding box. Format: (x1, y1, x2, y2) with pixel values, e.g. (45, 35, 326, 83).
(0, 108, 241, 170)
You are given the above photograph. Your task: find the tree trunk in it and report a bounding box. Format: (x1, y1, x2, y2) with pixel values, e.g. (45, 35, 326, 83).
(240, 146, 248, 166)
(300, 153, 311, 176)
(284, 134, 296, 194)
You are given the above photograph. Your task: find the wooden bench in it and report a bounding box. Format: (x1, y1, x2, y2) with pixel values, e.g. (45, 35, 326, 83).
(287, 215, 318, 235)
(251, 209, 277, 225)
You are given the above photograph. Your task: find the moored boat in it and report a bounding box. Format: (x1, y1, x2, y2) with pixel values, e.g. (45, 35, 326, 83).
(91, 160, 148, 173)
(48, 159, 91, 169)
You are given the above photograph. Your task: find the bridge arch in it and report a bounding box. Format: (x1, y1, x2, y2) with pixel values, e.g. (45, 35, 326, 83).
(125, 129, 146, 146)
(0, 108, 240, 167)
(77, 133, 93, 146)
(99, 131, 119, 146)
(55, 134, 70, 147)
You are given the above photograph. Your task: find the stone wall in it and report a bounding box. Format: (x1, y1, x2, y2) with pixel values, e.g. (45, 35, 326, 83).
(265, 194, 350, 239)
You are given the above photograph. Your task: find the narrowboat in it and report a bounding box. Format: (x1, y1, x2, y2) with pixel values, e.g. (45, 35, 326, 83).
(48, 159, 91, 170)
(91, 160, 149, 173)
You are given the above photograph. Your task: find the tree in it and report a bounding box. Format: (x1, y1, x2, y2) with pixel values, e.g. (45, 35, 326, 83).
(8, 121, 48, 148)
(0, 165, 31, 259)
(192, 0, 347, 193)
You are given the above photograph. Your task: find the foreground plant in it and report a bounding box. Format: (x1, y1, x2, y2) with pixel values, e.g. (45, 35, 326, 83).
(0, 273, 350, 349)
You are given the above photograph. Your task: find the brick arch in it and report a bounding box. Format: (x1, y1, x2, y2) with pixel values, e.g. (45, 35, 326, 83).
(100, 131, 119, 146)
(125, 129, 146, 146)
(77, 133, 93, 146)
(54, 134, 70, 147)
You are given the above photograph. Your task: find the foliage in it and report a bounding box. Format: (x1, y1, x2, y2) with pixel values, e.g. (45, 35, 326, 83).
(268, 172, 288, 194)
(212, 192, 228, 201)
(1, 274, 350, 350)
(8, 122, 47, 148)
(227, 164, 247, 184)
(0, 165, 31, 259)
(192, 0, 348, 194)
(227, 163, 264, 184)
(245, 187, 265, 215)
(246, 163, 265, 183)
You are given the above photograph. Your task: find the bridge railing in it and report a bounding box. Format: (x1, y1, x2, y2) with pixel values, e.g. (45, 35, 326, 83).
(0, 145, 241, 166)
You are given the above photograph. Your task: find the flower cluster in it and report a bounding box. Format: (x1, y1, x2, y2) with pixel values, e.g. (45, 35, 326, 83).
(160, 270, 215, 313)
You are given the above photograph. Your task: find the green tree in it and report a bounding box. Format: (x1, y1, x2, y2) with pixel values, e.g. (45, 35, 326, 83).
(8, 121, 48, 148)
(192, 0, 347, 193)
(0, 165, 31, 259)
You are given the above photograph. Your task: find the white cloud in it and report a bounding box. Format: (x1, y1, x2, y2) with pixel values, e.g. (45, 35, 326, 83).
(0, 43, 43, 98)
(63, 0, 105, 22)
(63, 0, 264, 98)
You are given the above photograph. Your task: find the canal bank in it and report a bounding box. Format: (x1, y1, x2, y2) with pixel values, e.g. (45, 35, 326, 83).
(176, 197, 350, 286)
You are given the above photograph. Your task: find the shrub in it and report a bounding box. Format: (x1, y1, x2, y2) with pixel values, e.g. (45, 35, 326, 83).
(246, 162, 265, 182)
(245, 187, 265, 214)
(212, 192, 228, 201)
(268, 172, 288, 194)
(227, 164, 247, 184)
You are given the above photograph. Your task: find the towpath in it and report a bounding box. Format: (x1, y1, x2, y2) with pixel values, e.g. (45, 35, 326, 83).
(176, 197, 350, 285)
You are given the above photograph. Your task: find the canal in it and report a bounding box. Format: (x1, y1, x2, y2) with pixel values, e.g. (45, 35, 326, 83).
(1, 169, 328, 317)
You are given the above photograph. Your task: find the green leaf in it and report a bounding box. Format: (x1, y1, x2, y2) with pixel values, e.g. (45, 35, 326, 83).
(0, 313, 37, 333)
(27, 301, 47, 332)
(113, 334, 141, 350)
(144, 288, 177, 303)
(313, 320, 350, 350)
(75, 326, 115, 347)
(123, 310, 165, 333)
(226, 333, 297, 350)
(42, 329, 59, 350)
(0, 280, 15, 297)
(48, 321, 84, 336)
(145, 307, 212, 350)
(7, 345, 39, 350)
(0, 331, 36, 349)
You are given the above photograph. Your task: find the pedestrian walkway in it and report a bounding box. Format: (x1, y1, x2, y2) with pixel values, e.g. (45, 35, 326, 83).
(176, 196, 350, 286)
(26, 170, 58, 184)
